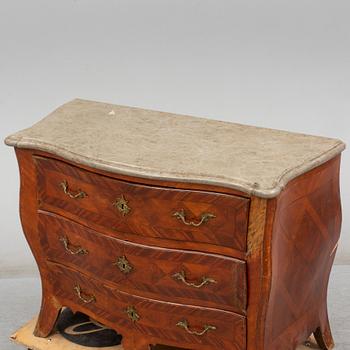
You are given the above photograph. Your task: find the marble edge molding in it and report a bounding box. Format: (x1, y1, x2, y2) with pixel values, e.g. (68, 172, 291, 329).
(4, 134, 346, 198)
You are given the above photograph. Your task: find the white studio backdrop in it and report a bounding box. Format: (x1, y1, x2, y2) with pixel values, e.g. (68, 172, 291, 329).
(1, 0, 349, 276)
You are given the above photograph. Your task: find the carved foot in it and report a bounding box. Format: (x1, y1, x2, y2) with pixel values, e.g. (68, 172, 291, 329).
(122, 334, 150, 350)
(34, 295, 61, 337)
(314, 325, 334, 350)
(314, 327, 334, 350)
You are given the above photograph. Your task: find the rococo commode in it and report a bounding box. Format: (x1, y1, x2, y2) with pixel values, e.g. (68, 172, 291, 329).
(5, 99, 345, 350)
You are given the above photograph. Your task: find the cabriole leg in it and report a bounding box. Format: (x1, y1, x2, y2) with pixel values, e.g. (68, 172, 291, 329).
(314, 321, 334, 350)
(34, 292, 61, 337)
(313, 304, 335, 350)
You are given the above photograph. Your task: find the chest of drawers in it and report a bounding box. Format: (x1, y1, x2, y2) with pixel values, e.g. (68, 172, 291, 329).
(5, 99, 345, 350)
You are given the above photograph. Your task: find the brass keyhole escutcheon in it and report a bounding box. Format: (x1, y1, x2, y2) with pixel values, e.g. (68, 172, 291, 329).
(113, 195, 131, 216)
(114, 256, 133, 274)
(125, 306, 140, 322)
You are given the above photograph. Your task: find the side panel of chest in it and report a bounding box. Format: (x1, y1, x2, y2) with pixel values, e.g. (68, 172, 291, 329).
(264, 156, 342, 350)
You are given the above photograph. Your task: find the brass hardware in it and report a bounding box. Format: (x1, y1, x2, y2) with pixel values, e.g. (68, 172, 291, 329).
(173, 209, 216, 227)
(60, 180, 87, 199)
(74, 285, 96, 304)
(176, 319, 216, 336)
(59, 236, 88, 255)
(172, 270, 217, 288)
(113, 256, 133, 274)
(113, 195, 131, 216)
(125, 306, 140, 322)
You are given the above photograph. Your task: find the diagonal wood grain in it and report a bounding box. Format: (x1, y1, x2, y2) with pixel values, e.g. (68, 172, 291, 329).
(38, 211, 247, 314)
(47, 263, 246, 350)
(35, 156, 250, 252)
(11, 317, 323, 350)
(264, 156, 342, 350)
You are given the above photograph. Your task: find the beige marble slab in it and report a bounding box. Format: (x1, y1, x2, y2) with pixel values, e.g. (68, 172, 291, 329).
(10, 317, 321, 350)
(5, 99, 345, 198)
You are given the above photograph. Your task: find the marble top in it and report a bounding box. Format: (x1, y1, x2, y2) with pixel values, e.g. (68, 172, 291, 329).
(5, 99, 345, 198)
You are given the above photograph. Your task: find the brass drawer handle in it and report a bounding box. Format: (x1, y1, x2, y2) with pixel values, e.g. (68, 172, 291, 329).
(59, 236, 88, 255)
(74, 285, 96, 304)
(60, 180, 87, 199)
(125, 306, 140, 322)
(172, 270, 217, 288)
(176, 319, 216, 336)
(173, 209, 216, 227)
(113, 256, 133, 274)
(113, 195, 131, 216)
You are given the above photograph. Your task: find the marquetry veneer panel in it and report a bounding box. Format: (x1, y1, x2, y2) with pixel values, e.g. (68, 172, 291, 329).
(38, 211, 247, 314)
(35, 156, 250, 252)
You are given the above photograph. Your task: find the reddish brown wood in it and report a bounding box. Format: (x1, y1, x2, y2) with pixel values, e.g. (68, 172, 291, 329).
(34, 294, 62, 337)
(15, 149, 62, 338)
(13, 148, 343, 350)
(38, 211, 247, 314)
(48, 262, 246, 350)
(263, 156, 342, 350)
(122, 334, 151, 350)
(31, 149, 250, 198)
(25, 150, 247, 260)
(245, 197, 275, 350)
(35, 156, 250, 252)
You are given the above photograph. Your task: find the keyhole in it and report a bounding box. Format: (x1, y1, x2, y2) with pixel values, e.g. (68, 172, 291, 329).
(113, 196, 130, 216)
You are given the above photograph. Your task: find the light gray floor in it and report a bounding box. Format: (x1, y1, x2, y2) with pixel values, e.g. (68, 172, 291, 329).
(0, 266, 349, 350)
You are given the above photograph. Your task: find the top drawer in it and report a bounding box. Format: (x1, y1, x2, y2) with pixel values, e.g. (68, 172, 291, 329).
(35, 156, 250, 252)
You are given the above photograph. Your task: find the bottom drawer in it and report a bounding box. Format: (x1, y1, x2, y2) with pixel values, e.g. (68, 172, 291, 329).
(48, 263, 246, 350)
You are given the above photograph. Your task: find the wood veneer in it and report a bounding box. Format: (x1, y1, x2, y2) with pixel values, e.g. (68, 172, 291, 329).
(14, 148, 343, 350)
(35, 156, 250, 252)
(47, 262, 246, 350)
(38, 211, 247, 314)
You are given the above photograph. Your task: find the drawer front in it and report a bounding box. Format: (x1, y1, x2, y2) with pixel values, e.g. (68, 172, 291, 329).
(39, 213, 247, 314)
(48, 262, 246, 350)
(35, 156, 250, 252)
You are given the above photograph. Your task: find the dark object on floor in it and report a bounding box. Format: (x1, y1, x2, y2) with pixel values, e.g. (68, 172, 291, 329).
(56, 308, 122, 347)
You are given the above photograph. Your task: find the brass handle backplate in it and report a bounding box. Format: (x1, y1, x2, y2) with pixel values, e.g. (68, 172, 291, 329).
(113, 195, 131, 216)
(173, 209, 216, 227)
(59, 236, 88, 255)
(74, 285, 96, 304)
(113, 256, 133, 274)
(60, 180, 87, 199)
(176, 319, 216, 336)
(125, 306, 140, 322)
(172, 270, 217, 288)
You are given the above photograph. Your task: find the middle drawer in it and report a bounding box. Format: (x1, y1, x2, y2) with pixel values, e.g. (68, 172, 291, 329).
(38, 212, 247, 314)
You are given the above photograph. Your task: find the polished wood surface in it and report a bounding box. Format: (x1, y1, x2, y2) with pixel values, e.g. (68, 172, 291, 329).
(264, 156, 342, 350)
(15, 149, 62, 338)
(35, 156, 250, 252)
(11, 316, 328, 350)
(38, 211, 247, 313)
(14, 148, 343, 350)
(245, 196, 273, 350)
(47, 262, 246, 350)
